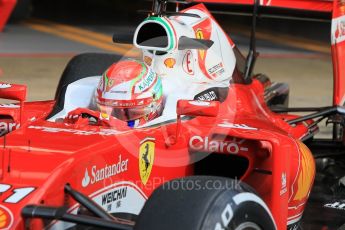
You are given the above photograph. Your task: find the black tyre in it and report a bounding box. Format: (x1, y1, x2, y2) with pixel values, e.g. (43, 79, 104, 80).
(135, 176, 276, 230)
(48, 53, 122, 118)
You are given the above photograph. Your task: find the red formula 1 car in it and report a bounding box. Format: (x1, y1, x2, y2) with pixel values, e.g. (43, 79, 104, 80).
(0, 0, 345, 229)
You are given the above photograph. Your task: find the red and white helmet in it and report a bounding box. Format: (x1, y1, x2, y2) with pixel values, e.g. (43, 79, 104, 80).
(95, 59, 163, 126)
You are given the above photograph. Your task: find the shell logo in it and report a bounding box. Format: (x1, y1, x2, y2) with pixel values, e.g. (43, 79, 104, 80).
(0, 205, 13, 229)
(164, 58, 176, 68)
(100, 113, 110, 120)
(144, 56, 152, 66)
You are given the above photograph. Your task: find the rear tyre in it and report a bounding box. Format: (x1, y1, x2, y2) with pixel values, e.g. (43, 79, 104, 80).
(134, 176, 276, 230)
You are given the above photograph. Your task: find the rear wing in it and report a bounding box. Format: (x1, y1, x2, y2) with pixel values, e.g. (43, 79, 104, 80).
(192, 0, 344, 106)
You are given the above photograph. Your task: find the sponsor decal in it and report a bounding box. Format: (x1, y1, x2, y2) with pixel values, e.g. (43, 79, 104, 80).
(0, 104, 19, 108)
(110, 90, 128, 94)
(193, 19, 213, 80)
(208, 62, 225, 78)
(324, 201, 345, 210)
(0, 84, 11, 89)
(139, 137, 155, 185)
(101, 187, 127, 206)
(0, 205, 13, 229)
(92, 182, 147, 215)
(335, 21, 345, 39)
(280, 172, 287, 196)
(183, 50, 194, 75)
(100, 113, 110, 120)
(51, 182, 147, 229)
(0, 122, 19, 136)
(108, 79, 114, 88)
(144, 56, 152, 66)
(262, 0, 273, 6)
(82, 155, 129, 188)
(334, 20, 345, 43)
(291, 142, 315, 201)
(196, 90, 217, 101)
(98, 76, 105, 92)
(82, 169, 91, 188)
(218, 121, 258, 130)
(189, 136, 248, 154)
(29, 125, 127, 136)
(332, 15, 345, 44)
(0, 184, 35, 203)
(136, 71, 155, 92)
(188, 101, 210, 106)
(195, 28, 205, 60)
(164, 58, 176, 68)
(287, 141, 315, 222)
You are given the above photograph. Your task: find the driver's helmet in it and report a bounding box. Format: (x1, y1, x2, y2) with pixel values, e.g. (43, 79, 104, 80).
(95, 59, 163, 127)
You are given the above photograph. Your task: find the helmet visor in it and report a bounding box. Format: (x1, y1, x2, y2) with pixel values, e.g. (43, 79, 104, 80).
(98, 104, 152, 121)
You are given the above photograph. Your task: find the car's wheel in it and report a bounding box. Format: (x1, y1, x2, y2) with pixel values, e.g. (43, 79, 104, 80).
(48, 53, 122, 118)
(134, 176, 276, 230)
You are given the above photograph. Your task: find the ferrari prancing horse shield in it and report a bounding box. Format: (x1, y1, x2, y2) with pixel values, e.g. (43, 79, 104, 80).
(139, 137, 155, 185)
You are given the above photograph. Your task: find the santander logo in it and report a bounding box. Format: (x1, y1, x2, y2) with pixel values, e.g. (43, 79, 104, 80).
(82, 169, 91, 187)
(82, 155, 129, 188)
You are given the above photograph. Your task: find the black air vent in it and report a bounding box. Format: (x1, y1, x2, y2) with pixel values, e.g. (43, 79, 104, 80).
(136, 22, 168, 48)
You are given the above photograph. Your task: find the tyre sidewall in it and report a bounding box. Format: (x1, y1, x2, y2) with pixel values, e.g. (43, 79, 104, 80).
(201, 191, 276, 230)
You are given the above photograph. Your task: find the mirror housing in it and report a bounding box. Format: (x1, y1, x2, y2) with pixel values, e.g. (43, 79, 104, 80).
(0, 83, 27, 124)
(178, 36, 214, 50)
(167, 100, 220, 146)
(177, 100, 219, 117)
(0, 83, 27, 102)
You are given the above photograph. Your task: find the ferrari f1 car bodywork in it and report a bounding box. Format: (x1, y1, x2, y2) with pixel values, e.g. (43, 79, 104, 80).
(0, 1, 344, 230)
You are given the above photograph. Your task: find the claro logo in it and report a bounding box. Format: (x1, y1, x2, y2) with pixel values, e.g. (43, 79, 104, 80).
(189, 136, 248, 154)
(0, 122, 19, 136)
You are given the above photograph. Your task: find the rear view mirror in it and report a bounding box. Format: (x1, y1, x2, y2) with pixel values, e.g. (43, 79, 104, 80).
(177, 100, 220, 117)
(0, 83, 27, 102)
(178, 36, 214, 50)
(167, 100, 220, 146)
(0, 83, 27, 124)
